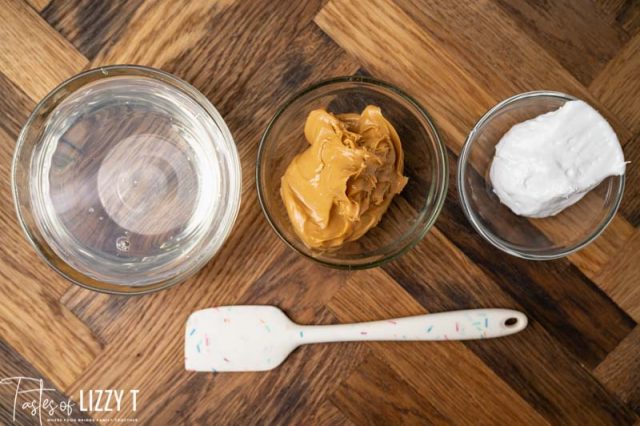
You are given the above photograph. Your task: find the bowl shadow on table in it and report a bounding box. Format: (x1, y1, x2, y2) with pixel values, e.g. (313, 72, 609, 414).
(461, 96, 623, 258)
(259, 89, 438, 267)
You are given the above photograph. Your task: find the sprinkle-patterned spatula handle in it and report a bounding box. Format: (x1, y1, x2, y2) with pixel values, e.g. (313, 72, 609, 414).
(295, 309, 527, 343)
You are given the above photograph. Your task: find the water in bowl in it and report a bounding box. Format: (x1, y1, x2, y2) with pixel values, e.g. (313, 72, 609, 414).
(29, 76, 223, 285)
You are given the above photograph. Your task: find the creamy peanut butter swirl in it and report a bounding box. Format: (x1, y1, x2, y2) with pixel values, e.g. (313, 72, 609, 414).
(280, 105, 408, 250)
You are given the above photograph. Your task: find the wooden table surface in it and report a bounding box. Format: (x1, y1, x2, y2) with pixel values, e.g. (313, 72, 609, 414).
(1, 0, 640, 424)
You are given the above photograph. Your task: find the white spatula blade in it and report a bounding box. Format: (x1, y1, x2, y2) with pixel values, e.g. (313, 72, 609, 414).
(185, 306, 296, 372)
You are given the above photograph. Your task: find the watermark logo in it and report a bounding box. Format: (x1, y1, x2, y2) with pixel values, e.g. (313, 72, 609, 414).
(0, 376, 139, 424)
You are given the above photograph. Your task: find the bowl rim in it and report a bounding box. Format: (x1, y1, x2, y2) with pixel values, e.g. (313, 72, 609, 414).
(457, 90, 626, 260)
(256, 75, 449, 269)
(11, 64, 242, 295)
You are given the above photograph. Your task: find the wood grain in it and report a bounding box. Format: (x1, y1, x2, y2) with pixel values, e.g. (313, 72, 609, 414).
(331, 354, 451, 425)
(434, 150, 635, 368)
(596, 0, 640, 36)
(595, 326, 640, 413)
(0, 115, 103, 390)
(620, 133, 640, 226)
(494, 0, 629, 85)
(393, 0, 634, 146)
(42, 0, 146, 60)
(381, 228, 636, 424)
(566, 215, 636, 279)
(0, 0, 87, 102)
(89, 0, 234, 68)
(595, 229, 640, 321)
(0, 339, 92, 423)
(0, 73, 34, 138)
(24, 0, 48, 12)
(0, 215, 102, 391)
(309, 399, 354, 426)
(590, 33, 640, 136)
(1, 0, 640, 424)
(315, 0, 496, 147)
(0, 76, 70, 299)
(328, 269, 549, 425)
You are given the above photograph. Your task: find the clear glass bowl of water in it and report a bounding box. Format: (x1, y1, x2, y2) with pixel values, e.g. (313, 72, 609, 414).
(12, 65, 241, 294)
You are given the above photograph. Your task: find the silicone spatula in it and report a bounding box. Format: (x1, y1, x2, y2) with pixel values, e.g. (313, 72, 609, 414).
(185, 306, 527, 372)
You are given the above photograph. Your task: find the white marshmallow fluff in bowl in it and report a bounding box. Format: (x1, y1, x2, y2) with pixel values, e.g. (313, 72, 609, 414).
(458, 91, 626, 260)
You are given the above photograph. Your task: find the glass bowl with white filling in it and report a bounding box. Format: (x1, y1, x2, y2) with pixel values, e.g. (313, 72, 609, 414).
(458, 91, 625, 260)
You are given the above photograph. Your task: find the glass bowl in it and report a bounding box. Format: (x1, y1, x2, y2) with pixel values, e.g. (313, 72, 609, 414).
(458, 91, 625, 260)
(12, 65, 241, 294)
(257, 76, 448, 269)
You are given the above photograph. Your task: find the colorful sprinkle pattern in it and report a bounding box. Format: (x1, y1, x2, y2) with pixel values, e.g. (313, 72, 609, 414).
(185, 307, 525, 372)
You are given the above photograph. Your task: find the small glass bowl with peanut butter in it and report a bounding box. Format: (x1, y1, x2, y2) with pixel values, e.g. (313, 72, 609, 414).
(257, 76, 447, 268)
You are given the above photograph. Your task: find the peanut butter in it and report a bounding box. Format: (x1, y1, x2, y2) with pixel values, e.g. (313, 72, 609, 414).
(280, 105, 408, 250)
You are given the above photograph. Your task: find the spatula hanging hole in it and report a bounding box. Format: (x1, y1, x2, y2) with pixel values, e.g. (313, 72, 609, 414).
(504, 317, 519, 327)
